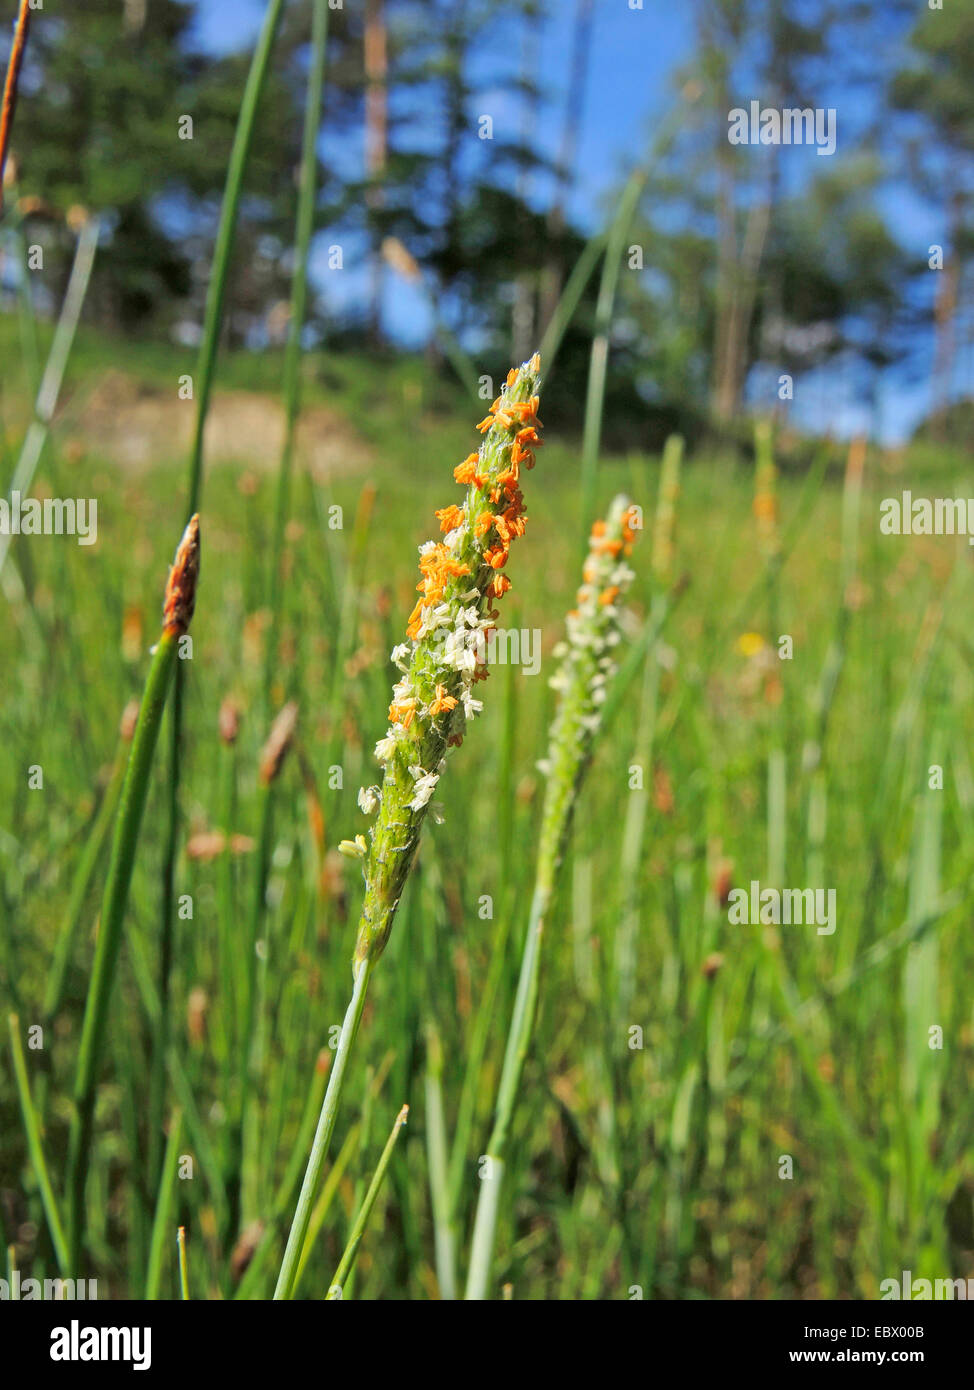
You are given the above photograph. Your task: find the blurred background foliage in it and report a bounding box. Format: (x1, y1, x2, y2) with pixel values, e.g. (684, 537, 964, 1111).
(3, 0, 973, 450)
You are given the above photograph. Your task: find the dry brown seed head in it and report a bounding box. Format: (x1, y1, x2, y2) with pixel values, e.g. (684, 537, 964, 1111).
(219, 696, 241, 745)
(187, 986, 208, 1043)
(230, 1221, 264, 1282)
(163, 514, 201, 636)
(186, 831, 227, 862)
(258, 701, 299, 785)
(701, 952, 725, 981)
(712, 860, 734, 907)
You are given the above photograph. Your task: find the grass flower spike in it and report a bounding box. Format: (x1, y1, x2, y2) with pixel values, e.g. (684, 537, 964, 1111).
(466, 493, 639, 1300)
(353, 353, 543, 970)
(535, 494, 639, 888)
(275, 355, 543, 1299)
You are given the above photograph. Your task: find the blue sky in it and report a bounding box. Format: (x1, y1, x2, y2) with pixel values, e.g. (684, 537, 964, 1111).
(188, 0, 952, 445)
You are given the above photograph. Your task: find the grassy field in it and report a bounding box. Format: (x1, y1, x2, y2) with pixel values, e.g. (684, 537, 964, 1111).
(1, 316, 972, 1300)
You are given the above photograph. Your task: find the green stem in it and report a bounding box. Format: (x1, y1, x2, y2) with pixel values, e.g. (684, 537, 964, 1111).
(216, 739, 238, 1080)
(66, 629, 179, 1270)
(177, 1226, 190, 1300)
(424, 1026, 457, 1298)
(8, 1012, 69, 1273)
(149, 671, 181, 1193)
(264, 0, 330, 701)
(578, 169, 645, 554)
(327, 1103, 408, 1299)
(537, 230, 606, 379)
(274, 958, 373, 1299)
(0, 216, 99, 578)
(156, 0, 285, 1190)
(228, 782, 274, 1231)
(145, 1110, 184, 1300)
(43, 741, 127, 1024)
(286, 1121, 361, 1299)
(464, 887, 546, 1300)
(575, 100, 687, 554)
(184, 0, 286, 519)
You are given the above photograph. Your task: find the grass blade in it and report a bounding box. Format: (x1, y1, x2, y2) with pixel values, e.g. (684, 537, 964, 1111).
(326, 1104, 409, 1299)
(7, 1012, 69, 1273)
(66, 517, 200, 1270)
(145, 1110, 184, 1300)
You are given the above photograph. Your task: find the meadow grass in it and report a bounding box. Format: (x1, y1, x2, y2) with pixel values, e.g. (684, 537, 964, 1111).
(2, 0, 971, 1298)
(1, 316, 971, 1296)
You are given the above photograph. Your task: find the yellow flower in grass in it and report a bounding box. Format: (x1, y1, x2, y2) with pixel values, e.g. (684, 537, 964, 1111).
(736, 631, 767, 658)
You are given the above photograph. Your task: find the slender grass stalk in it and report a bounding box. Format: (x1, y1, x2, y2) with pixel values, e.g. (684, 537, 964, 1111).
(339, 1063, 377, 1303)
(537, 230, 606, 377)
(231, 1047, 330, 1295)
(0, 214, 99, 579)
(183, 0, 285, 519)
(753, 417, 782, 634)
(578, 172, 645, 553)
(728, 889, 965, 1082)
(156, 0, 286, 1193)
(804, 436, 866, 962)
(386, 217, 604, 400)
(573, 92, 688, 555)
(263, 0, 330, 702)
(750, 418, 786, 1037)
(145, 1110, 184, 1300)
(274, 957, 373, 1298)
(725, 438, 831, 639)
(275, 355, 546, 1298)
(42, 700, 139, 1024)
(465, 496, 641, 1299)
(803, 436, 865, 780)
(325, 482, 377, 765)
(443, 664, 521, 1225)
(380, 238, 482, 401)
(326, 1104, 408, 1299)
(234, 702, 299, 1225)
(0, 0, 31, 213)
(7, 1012, 69, 1273)
(215, 698, 240, 1145)
(901, 720, 945, 1250)
(176, 1226, 190, 1300)
(236, 1052, 395, 1298)
(12, 209, 40, 389)
(289, 1120, 361, 1298)
(424, 1024, 456, 1298)
(614, 435, 682, 1018)
(465, 885, 545, 1299)
(65, 516, 200, 1270)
